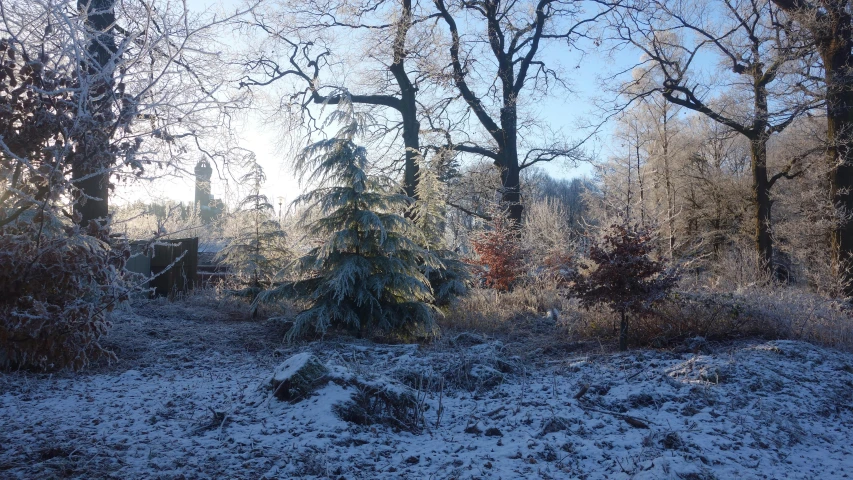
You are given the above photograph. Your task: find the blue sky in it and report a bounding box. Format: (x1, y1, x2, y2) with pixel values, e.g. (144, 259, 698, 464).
(116, 0, 637, 207)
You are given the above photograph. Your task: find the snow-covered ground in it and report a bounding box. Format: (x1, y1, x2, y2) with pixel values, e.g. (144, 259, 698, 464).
(1, 300, 852, 479)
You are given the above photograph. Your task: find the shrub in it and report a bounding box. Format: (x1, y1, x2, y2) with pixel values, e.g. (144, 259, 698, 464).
(573, 223, 678, 351)
(540, 250, 576, 287)
(0, 38, 129, 370)
(664, 287, 853, 350)
(0, 217, 129, 370)
(471, 212, 524, 291)
(523, 198, 576, 284)
(441, 282, 577, 336)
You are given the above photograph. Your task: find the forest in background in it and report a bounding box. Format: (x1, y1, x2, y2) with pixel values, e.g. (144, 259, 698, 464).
(3, 0, 853, 371)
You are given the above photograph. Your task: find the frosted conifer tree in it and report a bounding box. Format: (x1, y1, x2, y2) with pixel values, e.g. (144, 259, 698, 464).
(411, 152, 470, 304)
(218, 156, 289, 300)
(256, 94, 437, 338)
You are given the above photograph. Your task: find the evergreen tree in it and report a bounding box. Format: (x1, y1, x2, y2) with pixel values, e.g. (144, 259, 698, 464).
(411, 152, 471, 304)
(218, 157, 289, 300)
(256, 95, 437, 338)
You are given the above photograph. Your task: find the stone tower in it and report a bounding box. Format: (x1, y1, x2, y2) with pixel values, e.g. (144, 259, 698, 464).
(194, 159, 213, 215)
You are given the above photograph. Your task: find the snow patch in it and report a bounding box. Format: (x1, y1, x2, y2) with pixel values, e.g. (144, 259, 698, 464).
(1, 312, 852, 479)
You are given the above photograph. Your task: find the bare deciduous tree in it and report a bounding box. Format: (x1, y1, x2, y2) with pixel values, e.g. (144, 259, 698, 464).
(431, 0, 603, 222)
(611, 0, 820, 274)
(239, 0, 438, 200)
(770, 0, 853, 295)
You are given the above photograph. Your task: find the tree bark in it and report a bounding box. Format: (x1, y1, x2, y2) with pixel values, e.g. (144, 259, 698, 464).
(499, 93, 522, 222)
(390, 0, 420, 202)
(750, 137, 774, 273)
(770, 0, 853, 295)
(499, 159, 523, 222)
(626, 142, 632, 222)
(73, 0, 116, 228)
(823, 30, 853, 296)
(661, 104, 676, 259)
(619, 309, 628, 351)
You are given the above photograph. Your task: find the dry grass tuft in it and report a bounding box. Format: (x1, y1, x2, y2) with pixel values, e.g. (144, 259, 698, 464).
(441, 282, 853, 353)
(441, 281, 569, 335)
(137, 286, 298, 324)
(439, 282, 617, 354)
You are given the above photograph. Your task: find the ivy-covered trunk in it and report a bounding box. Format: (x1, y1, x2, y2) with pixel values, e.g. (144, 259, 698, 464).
(498, 86, 522, 224)
(770, 0, 853, 296)
(390, 0, 420, 202)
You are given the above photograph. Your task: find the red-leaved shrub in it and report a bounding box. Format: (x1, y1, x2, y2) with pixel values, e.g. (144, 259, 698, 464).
(471, 214, 524, 291)
(573, 224, 678, 350)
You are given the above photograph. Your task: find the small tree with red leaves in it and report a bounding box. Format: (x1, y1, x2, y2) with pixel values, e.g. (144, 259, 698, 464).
(573, 224, 678, 351)
(471, 213, 524, 292)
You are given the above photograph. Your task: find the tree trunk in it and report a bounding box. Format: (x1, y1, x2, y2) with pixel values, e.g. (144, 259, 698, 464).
(499, 93, 522, 223)
(824, 39, 853, 297)
(390, 0, 420, 202)
(400, 99, 420, 201)
(71, 163, 110, 225)
(661, 104, 676, 260)
(619, 309, 628, 352)
(626, 143, 632, 222)
(712, 212, 723, 259)
(637, 141, 645, 227)
(499, 159, 523, 223)
(73, 0, 116, 229)
(770, 0, 853, 296)
(750, 137, 774, 275)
